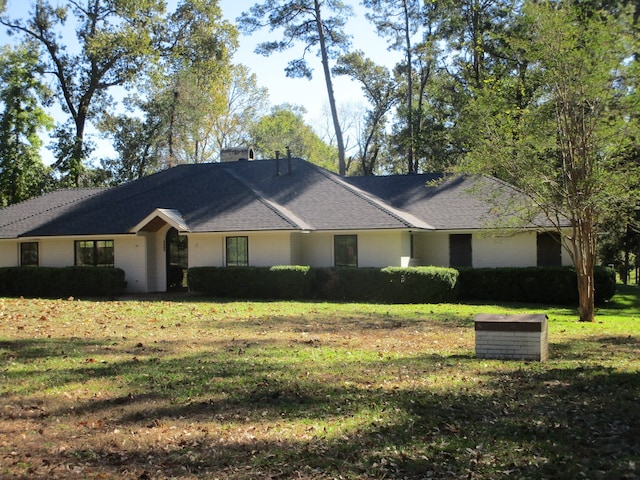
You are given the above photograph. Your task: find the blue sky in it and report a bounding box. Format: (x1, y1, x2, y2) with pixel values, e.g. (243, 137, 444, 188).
(1, 0, 399, 161)
(219, 1, 397, 124)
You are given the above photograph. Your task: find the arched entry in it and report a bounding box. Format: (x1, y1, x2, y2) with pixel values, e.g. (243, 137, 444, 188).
(166, 227, 188, 291)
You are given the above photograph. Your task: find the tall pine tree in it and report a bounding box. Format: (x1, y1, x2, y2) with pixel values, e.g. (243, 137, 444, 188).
(0, 43, 52, 206)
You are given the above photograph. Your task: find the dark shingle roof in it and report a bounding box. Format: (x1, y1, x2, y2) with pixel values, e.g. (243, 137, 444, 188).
(344, 173, 512, 230)
(0, 188, 104, 239)
(0, 159, 536, 239)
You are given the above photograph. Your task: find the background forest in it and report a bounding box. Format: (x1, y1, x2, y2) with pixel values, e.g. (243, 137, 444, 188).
(1, 0, 640, 315)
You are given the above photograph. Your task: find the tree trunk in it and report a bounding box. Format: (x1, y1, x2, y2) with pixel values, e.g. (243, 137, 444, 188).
(576, 261, 595, 322)
(471, 0, 481, 88)
(314, 0, 346, 176)
(570, 216, 597, 322)
(167, 88, 180, 168)
(71, 110, 88, 188)
(402, 0, 415, 173)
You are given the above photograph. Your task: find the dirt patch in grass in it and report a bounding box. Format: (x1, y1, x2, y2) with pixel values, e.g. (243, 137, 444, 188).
(0, 295, 639, 479)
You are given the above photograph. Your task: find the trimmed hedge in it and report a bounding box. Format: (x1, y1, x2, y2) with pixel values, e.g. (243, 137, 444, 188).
(188, 265, 312, 300)
(188, 264, 616, 306)
(456, 266, 616, 305)
(188, 265, 458, 303)
(312, 267, 458, 303)
(381, 267, 459, 303)
(0, 266, 126, 298)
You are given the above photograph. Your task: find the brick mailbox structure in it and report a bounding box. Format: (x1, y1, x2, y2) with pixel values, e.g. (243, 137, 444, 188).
(474, 313, 548, 362)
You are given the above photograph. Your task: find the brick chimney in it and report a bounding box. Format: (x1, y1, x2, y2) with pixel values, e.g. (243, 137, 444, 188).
(220, 146, 255, 163)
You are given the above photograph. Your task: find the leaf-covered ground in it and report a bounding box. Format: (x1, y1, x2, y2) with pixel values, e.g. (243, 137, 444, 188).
(0, 292, 638, 479)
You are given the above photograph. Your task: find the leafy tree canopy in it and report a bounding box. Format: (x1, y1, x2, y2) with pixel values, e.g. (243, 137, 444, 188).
(0, 0, 167, 186)
(462, 0, 640, 321)
(0, 42, 53, 206)
(249, 104, 338, 172)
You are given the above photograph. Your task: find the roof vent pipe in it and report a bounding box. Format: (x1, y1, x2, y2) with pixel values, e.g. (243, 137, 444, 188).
(275, 150, 280, 176)
(286, 146, 292, 175)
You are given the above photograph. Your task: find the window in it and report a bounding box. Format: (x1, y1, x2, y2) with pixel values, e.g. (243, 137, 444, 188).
(226, 236, 248, 267)
(20, 242, 39, 266)
(537, 232, 561, 266)
(449, 234, 472, 267)
(334, 235, 358, 267)
(75, 240, 114, 267)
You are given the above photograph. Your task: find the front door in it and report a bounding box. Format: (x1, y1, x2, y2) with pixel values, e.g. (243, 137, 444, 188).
(166, 228, 188, 291)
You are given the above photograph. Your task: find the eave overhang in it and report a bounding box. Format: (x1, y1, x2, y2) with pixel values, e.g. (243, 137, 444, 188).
(129, 208, 190, 234)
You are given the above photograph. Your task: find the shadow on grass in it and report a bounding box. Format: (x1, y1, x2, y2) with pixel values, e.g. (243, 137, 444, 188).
(395, 365, 640, 480)
(606, 283, 640, 311)
(2, 337, 637, 479)
(52, 364, 640, 479)
(0, 338, 108, 360)
(551, 334, 640, 361)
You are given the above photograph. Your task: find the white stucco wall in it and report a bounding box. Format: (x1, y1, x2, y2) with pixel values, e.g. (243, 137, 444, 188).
(299, 232, 332, 267)
(139, 232, 159, 292)
(188, 231, 410, 268)
(559, 229, 573, 266)
(416, 230, 574, 268)
(148, 226, 171, 292)
(358, 230, 408, 267)
(0, 240, 17, 266)
(189, 234, 224, 267)
(189, 232, 294, 268)
(474, 230, 573, 267)
(290, 233, 303, 265)
(0, 238, 76, 268)
(248, 232, 293, 266)
(115, 236, 147, 293)
(417, 232, 449, 266)
(473, 232, 537, 268)
(40, 238, 74, 267)
(292, 230, 411, 268)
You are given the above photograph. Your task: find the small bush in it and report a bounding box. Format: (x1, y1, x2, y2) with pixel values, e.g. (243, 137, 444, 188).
(0, 266, 126, 298)
(381, 267, 459, 303)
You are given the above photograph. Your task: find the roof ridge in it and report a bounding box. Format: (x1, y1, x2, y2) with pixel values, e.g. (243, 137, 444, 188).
(310, 165, 435, 230)
(0, 188, 105, 230)
(220, 167, 313, 231)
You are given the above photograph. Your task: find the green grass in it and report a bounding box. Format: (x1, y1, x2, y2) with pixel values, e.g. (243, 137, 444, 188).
(0, 289, 638, 479)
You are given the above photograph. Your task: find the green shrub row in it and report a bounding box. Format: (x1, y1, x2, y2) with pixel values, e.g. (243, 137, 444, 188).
(188, 266, 459, 303)
(0, 266, 126, 298)
(189, 265, 616, 305)
(456, 266, 616, 305)
(312, 267, 459, 303)
(188, 265, 312, 300)
(0, 264, 614, 304)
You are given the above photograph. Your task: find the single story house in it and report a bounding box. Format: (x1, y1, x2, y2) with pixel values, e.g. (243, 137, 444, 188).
(0, 153, 571, 293)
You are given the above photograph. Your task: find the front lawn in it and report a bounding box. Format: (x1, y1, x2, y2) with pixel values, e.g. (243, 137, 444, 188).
(0, 289, 638, 479)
